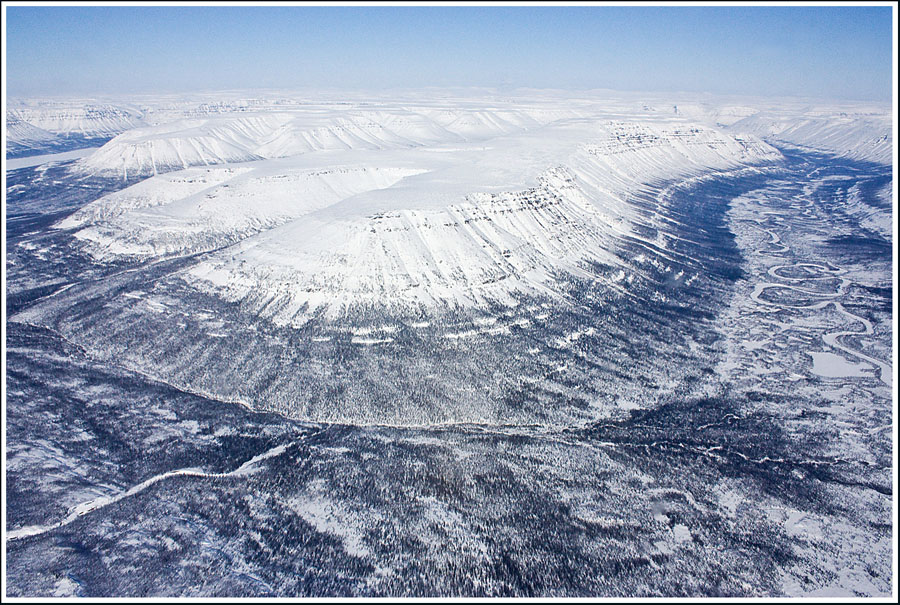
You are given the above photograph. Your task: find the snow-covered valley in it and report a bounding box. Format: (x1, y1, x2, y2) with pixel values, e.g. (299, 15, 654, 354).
(5, 91, 894, 597)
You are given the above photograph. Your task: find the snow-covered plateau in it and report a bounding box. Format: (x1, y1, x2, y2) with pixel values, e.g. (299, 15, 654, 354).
(56, 114, 780, 323)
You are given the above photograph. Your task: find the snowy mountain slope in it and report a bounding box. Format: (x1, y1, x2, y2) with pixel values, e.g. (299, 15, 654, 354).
(251, 112, 451, 158)
(19, 109, 780, 427)
(68, 106, 590, 178)
(6, 113, 60, 146)
(6, 114, 63, 156)
(190, 168, 633, 320)
(185, 122, 779, 325)
(6, 101, 147, 157)
(56, 165, 258, 229)
(59, 158, 428, 259)
(729, 110, 892, 165)
(9, 103, 145, 138)
(834, 177, 893, 242)
(58, 114, 780, 326)
(72, 115, 291, 178)
(7, 92, 894, 592)
(638, 102, 760, 126)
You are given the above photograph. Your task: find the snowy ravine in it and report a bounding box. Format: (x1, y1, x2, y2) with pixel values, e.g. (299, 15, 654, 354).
(5, 93, 893, 598)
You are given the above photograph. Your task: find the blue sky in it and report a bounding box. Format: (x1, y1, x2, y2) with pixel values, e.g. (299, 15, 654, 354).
(4, 5, 894, 101)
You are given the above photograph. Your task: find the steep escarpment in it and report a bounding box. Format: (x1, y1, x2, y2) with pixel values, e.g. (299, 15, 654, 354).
(21, 112, 784, 425)
(729, 109, 892, 165)
(183, 121, 779, 324)
(6, 102, 146, 156)
(67, 107, 587, 179)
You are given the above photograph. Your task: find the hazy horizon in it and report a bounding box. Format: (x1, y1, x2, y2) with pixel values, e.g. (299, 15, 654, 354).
(5, 84, 895, 109)
(4, 4, 894, 102)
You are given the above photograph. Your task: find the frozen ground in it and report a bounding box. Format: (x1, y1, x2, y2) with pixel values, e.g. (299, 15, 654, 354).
(4, 92, 894, 597)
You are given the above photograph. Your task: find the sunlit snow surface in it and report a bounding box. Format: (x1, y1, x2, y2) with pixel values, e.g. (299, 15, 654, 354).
(5, 91, 893, 597)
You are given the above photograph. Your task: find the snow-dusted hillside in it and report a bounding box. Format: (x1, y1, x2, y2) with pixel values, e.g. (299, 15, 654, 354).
(189, 122, 778, 325)
(9, 102, 145, 139)
(729, 108, 892, 165)
(68, 106, 590, 178)
(29, 92, 891, 331)
(63, 162, 428, 258)
(9, 91, 891, 169)
(6, 113, 62, 156)
(16, 92, 891, 428)
(7, 113, 59, 145)
(6, 100, 147, 157)
(73, 117, 271, 178)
